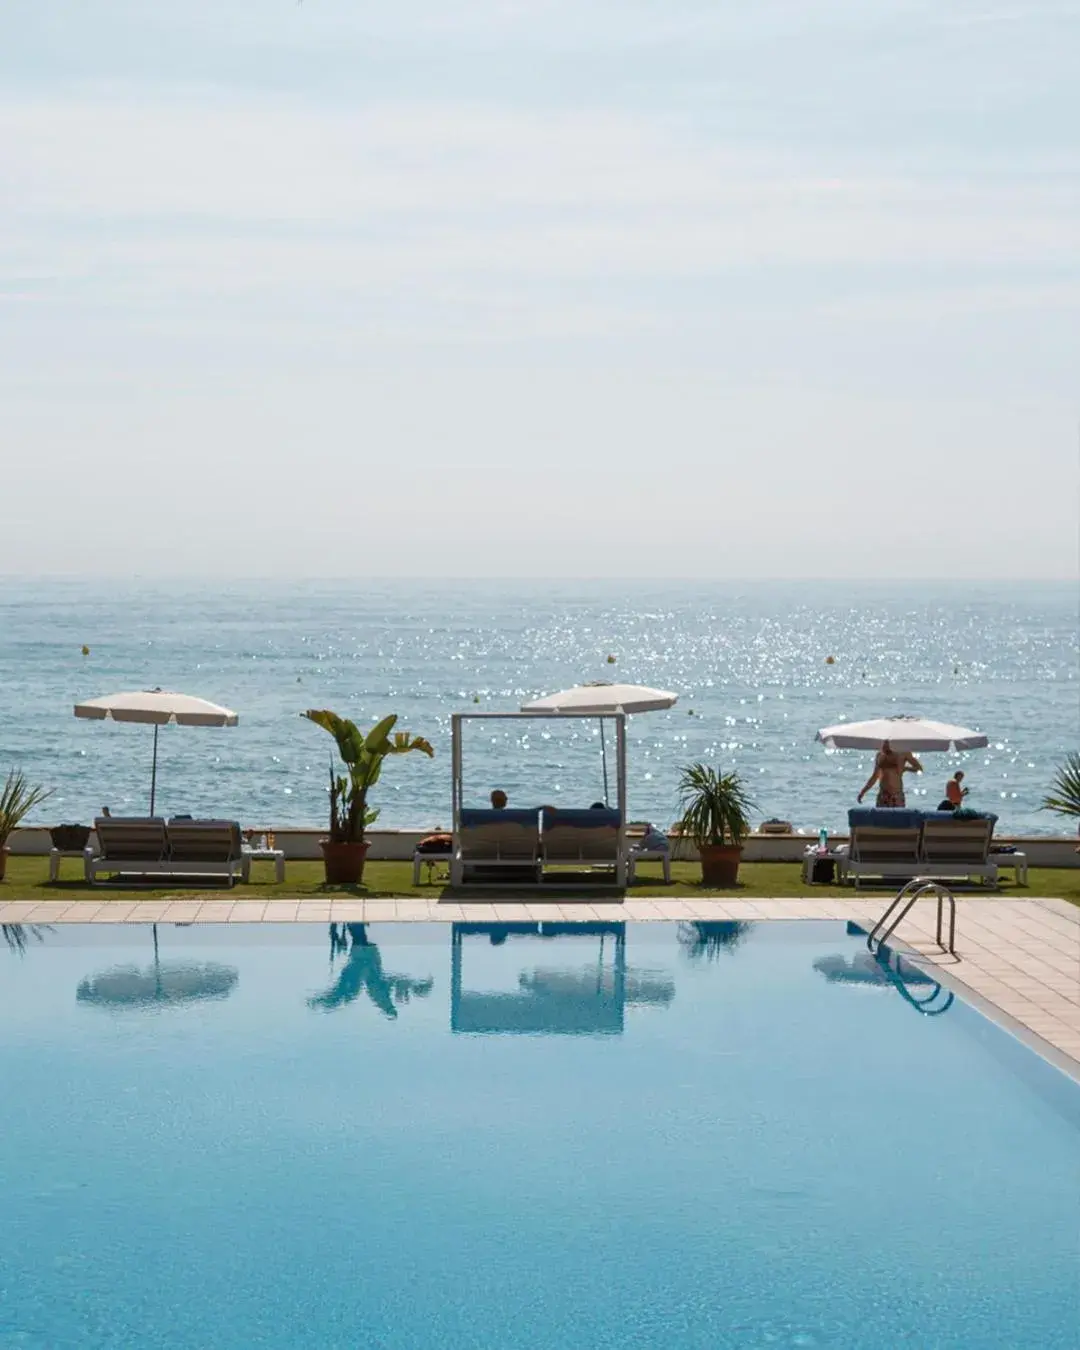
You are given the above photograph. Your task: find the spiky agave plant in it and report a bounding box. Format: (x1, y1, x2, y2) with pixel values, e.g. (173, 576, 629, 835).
(0, 768, 54, 851)
(675, 763, 755, 849)
(1042, 752, 1080, 825)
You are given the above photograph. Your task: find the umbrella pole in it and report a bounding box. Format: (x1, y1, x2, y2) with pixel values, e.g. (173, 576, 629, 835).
(599, 718, 610, 806)
(150, 724, 159, 816)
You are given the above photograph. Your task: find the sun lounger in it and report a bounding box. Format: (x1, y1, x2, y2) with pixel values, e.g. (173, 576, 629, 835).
(84, 816, 245, 886)
(838, 809, 999, 888)
(451, 809, 541, 887)
(540, 808, 626, 886)
(838, 810, 922, 888)
(918, 815, 997, 885)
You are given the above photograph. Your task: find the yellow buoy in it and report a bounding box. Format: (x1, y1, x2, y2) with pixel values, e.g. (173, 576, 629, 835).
(81, 645, 90, 656)
(606, 654, 616, 664)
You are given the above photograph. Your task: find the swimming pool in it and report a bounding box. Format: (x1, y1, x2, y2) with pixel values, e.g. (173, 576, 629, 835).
(2, 920, 1077, 1349)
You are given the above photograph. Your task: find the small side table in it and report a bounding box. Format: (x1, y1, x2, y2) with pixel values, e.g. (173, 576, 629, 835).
(49, 848, 87, 882)
(802, 847, 847, 885)
(241, 848, 286, 883)
(413, 850, 453, 885)
(627, 849, 672, 885)
(989, 851, 1028, 885)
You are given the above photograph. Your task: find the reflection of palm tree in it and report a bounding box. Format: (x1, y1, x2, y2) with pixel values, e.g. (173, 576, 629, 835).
(308, 923, 434, 1019)
(2, 924, 50, 955)
(677, 920, 751, 960)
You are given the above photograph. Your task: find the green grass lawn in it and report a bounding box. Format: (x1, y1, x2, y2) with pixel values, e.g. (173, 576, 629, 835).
(3, 854, 1078, 904)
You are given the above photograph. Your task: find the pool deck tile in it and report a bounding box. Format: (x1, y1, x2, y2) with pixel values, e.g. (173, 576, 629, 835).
(327, 902, 368, 921)
(195, 902, 237, 922)
(261, 901, 301, 922)
(227, 902, 269, 922)
(9, 893, 1077, 1071)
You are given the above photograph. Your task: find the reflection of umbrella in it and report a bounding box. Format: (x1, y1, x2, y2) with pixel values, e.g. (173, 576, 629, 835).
(78, 961, 237, 1008)
(77, 923, 238, 1009)
(816, 715, 987, 752)
(74, 688, 238, 815)
(521, 682, 677, 804)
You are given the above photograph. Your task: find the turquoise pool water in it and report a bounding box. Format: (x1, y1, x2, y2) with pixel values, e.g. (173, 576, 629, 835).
(1, 920, 1077, 1349)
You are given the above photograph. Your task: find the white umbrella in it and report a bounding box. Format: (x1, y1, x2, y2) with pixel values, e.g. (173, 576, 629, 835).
(74, 688, 238, 815)
(521, 682, 678, 716)
(816, 714, 988, 752)
(521, 681, 677, 803)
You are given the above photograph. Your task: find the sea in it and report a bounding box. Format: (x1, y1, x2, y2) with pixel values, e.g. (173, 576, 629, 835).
(0, 579, 1076, 837)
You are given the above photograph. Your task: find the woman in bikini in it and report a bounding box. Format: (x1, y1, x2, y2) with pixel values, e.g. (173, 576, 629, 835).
(857, 739, 923, 808)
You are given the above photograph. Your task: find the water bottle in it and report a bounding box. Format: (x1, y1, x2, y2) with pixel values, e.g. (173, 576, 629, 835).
(818, 826, 828, 854)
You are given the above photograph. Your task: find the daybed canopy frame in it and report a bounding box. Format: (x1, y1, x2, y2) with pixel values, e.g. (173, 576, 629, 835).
(450, 710, 628, 833)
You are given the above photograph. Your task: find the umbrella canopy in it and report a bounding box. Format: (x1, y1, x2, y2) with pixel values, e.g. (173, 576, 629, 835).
(520, 682, 677, 804)
(74, 689, 238, 727)
(521, 682, 677, 715)
(77, 960, 238, 1009)
(815, 714, 987, 752)
(74, 688, 238, 815)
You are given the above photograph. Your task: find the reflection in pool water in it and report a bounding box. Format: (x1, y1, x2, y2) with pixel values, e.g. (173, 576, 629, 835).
(75, 923, 239, 1012)
(813, 941, 955, 1016)
(308, 922, 434, 1019)
(1, 919, 1077, 1347)
(676, 920, 752, 960)
(2, 922, 50, 954)
(450, 923, 674, 1035)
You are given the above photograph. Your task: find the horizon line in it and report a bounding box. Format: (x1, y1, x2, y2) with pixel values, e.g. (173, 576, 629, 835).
(0, 573, 1076, 585)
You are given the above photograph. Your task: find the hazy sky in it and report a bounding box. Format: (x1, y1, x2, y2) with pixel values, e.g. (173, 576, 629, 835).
(2, 1, 1077, 578)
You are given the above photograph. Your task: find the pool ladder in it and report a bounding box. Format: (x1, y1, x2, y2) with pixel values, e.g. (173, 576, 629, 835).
(867, 878, 957, 958)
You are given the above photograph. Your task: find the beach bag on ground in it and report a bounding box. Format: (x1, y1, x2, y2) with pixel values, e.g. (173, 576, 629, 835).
(811, 857, 835, 884)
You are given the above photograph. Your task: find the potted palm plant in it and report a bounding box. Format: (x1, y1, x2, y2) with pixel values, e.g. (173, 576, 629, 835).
(1042, 752, 1080, 841)
(303, 711, 434, 884)
(675, 762, 755, 887)
(0, 769, 54, 882)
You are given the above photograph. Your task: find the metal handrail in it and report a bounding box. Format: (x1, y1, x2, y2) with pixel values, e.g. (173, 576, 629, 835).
(867, 877, 957, 957)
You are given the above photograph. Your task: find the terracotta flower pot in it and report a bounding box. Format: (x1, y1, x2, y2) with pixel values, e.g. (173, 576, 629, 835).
(320, 839, 369, 885)
(699, 843, 742, 888)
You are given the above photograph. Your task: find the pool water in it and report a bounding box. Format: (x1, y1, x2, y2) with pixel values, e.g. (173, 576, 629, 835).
(1, 920, 1077, 1349)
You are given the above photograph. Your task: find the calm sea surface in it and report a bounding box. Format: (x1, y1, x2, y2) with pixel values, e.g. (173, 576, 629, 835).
(0, 579, 1075, 835)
